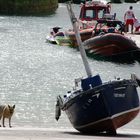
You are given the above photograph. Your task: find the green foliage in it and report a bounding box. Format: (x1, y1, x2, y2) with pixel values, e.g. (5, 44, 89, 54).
(124, 0, 137, 3)
(0, 0, 58, 15)
(58, 0, 84, 4)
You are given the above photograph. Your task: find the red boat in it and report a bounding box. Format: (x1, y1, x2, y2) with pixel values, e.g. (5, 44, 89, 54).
(79, 0, 111, 28)
(65, 0, 113, 47)
(83, 19, 140, 61)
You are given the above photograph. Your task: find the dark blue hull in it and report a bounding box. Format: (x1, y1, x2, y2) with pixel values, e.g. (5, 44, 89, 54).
(62, 79, 140, 134)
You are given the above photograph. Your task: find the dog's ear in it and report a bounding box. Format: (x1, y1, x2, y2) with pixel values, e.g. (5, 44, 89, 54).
(13, 105, 15, 109)
(8, 105, 10, 108)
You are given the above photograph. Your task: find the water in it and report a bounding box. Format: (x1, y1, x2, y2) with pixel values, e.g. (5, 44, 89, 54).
(0, 3, 140, 132)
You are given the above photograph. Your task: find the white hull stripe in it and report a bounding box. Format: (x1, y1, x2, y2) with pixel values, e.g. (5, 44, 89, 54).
(75, 106, 140, 129)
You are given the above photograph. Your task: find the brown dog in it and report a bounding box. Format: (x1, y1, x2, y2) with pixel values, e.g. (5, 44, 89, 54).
(0, 105, 15, 127)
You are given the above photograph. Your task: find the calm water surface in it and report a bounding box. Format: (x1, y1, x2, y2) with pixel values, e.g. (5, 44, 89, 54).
(0, 3, 140, 132)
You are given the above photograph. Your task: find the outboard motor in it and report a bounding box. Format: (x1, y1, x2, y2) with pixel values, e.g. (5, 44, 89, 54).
(55, 97, 61, 121)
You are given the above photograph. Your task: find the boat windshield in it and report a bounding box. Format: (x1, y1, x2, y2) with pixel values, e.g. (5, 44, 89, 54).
(80, 7, 109, 21)
(84, 9, 96, 19)
(98, 8, 107, 19)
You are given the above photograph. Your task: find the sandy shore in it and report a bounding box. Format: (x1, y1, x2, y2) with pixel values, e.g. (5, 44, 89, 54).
(0, 127, 140, 140)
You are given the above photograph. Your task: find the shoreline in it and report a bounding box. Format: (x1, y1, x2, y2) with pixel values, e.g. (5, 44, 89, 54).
(0, 127, 140, 140)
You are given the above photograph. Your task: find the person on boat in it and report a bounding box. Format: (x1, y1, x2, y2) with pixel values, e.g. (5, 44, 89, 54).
(134, 18, 140, 32)
(51, 27, 64, 37)
(124, 6, 136, 33)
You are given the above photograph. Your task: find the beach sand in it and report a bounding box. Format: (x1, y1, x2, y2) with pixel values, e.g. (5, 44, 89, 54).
(0, 127, 140, 140)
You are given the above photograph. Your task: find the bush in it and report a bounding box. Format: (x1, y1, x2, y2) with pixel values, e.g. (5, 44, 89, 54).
(0, 0, 58, 15)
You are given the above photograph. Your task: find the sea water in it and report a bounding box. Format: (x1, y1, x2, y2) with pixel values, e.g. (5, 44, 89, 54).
(0, 3, 140, 133)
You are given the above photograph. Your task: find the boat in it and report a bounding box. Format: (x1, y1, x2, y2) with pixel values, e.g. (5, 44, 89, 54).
(55, 3, 140, 135)
(83, 19, 140, 61)
(78, 0, 111, 28)
(46, 27, 72, 46)
(65, 0, 112, 47)
(65, 28, 93, 47)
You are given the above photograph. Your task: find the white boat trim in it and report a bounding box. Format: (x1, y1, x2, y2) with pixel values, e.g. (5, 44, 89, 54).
(75, 106, 140, 129)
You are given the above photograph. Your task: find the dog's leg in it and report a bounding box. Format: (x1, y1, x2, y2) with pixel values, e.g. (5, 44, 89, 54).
(2, 117, 5, 127)
(9, 117, 12, 128)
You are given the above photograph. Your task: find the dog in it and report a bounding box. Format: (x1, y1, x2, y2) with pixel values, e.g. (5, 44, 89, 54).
(0, 105, 15, 127)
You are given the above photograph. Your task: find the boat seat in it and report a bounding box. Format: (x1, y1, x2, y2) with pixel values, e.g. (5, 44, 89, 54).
(108, 27, 115, 33)
(81, 75, 102, 91)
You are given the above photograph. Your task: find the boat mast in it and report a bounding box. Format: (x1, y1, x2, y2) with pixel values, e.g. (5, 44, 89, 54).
(67, 3, 92, 77)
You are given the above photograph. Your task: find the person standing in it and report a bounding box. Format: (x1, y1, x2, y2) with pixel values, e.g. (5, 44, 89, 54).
(124, 6, 136, 33)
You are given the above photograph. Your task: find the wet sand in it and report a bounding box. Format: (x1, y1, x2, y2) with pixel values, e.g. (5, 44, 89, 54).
(0, 127, 140, 140)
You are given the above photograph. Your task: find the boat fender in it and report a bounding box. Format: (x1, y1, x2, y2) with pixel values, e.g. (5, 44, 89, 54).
(131, 74, 140, 87)
(136, 77, 140, 87)
(55, 98, 61, 121)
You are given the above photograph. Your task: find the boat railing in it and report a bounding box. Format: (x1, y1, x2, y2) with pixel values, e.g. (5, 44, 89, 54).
(93, 19, 124, 35)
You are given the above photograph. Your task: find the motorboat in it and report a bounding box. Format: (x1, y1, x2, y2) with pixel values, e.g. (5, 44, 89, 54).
(46, 27, 71, 46)
(83, 19, 140, 61)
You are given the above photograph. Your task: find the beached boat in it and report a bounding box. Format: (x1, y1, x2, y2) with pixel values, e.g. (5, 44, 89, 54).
(56, 75, 140, 134)
(55, 3, 140, 135)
